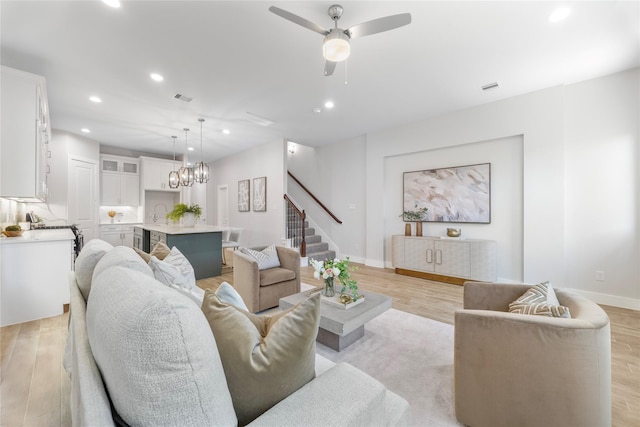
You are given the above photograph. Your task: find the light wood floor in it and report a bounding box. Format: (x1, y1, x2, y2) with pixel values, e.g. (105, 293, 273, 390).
(2, 264, 638, 426)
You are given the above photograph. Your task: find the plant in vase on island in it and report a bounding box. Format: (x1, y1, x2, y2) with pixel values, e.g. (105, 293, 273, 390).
(166, 203, 202, 227)
(310, 257, 359, 302)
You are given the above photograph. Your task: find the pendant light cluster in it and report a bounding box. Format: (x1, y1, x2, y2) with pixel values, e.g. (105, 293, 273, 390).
(167, 118, 210, 188)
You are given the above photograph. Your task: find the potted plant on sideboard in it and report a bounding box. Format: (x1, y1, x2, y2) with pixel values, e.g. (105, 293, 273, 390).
(399, 207, 428, 236)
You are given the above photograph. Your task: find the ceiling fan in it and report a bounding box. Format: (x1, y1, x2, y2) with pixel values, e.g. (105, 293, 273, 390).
(269, 4, 411, 76)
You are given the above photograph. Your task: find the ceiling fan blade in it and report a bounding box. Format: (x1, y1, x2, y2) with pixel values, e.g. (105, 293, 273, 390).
(324, 60, 337, 77)
(269, 6, 329, 36)
(347, 13, 411, 39)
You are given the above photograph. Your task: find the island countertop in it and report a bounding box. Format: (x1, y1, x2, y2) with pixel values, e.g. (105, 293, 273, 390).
(141, 224, 227, 235)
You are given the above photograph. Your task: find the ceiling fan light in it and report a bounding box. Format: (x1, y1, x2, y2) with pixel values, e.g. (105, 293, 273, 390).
(323, 31, 350, 62)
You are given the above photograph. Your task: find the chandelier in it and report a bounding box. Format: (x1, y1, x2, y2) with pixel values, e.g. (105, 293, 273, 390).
(168, 135, 180, 189)
(194, 118, 209, 183)
(178, 128, 194, 187)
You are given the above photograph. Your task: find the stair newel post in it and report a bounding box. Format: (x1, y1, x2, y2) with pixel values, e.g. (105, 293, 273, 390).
(300, 210, 306, 257)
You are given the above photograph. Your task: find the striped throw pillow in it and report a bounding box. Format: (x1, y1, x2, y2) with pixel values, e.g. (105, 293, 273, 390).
(509, 282, 571, 318)
(241, 245, 281, 270)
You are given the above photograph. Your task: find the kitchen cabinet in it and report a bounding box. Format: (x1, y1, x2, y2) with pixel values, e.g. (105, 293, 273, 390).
(100, 155, 139, 206)
(392, 235, 497, 284)
(140, 156, 182, 191)
(1, 230, 74, 326)
(100, 224, 138, 247)
(0, 66, 51, 201)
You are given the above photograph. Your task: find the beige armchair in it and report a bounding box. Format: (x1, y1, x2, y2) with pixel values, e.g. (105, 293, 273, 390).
(232, 246, 301, 313)
(454, 282, 611, 427)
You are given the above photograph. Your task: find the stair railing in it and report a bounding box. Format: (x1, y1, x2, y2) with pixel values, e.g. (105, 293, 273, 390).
(283, 194, 306, 257)
(287, 171, 343, 224)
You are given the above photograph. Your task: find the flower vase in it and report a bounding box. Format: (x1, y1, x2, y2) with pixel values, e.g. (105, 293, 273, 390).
(322, 277, 335, 297)
(404, 223, 411, 236)
(416, 221, 423, 237)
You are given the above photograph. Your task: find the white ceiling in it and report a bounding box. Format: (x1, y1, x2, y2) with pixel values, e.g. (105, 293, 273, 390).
(2, 1, 638, 163)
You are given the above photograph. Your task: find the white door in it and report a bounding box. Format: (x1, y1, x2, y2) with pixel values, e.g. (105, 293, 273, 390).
(217, 185, 229, 226)
(69, 157, 98, 241)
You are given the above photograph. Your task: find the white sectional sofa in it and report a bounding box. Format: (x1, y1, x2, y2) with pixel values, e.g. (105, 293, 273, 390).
(64, 239, 410, 426)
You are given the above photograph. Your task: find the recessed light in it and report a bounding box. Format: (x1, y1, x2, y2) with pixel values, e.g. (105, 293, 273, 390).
(222, 129, 230, 135)
(89, 96, 102, 103)
(188, 147, 194, 151)
(313, 107, 322, 113)
(324, 101, 334, 109)
(81, 128, 91, 133)
(150, 73, 164, 82)
(548, 7, 571, 23)
(102, 0, 120, 8)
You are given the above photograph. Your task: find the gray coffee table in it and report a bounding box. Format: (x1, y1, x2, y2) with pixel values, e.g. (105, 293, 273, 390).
(279, 290, 392, 351)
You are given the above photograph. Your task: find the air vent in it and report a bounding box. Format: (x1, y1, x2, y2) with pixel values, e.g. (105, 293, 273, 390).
(245, 112, 275, 127)
(481, 82, 499, 91)
(173, 93, 193, 102)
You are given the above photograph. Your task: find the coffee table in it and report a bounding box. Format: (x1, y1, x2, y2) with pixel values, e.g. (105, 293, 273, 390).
(279, 290, 392, 351)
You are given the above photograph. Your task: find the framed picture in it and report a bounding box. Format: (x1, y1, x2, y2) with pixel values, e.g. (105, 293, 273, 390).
(403, 163, 491, 223)
(253, 176, 267, 212)
(238, 179, 250, 212)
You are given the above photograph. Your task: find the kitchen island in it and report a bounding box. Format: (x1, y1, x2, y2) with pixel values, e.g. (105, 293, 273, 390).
(137, 224, 226, 279)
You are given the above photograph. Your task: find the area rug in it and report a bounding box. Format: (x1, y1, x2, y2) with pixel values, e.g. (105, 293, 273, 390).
(315, 308, 462, 427)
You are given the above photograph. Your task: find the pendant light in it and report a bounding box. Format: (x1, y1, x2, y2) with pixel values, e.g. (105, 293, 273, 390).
(194, 118, 209, 183)
(168, 135, 180, 189)
(179, 128, 194, 187)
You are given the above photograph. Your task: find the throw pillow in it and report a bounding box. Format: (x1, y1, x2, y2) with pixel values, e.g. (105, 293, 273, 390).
(162, 246, 196, 290)
(149, 255, 193, 291)
(240, 244, 281, 270)
(215, 282, 248, 311)
(201, 291, 320, 426)
(87, 267, 237, 426)
(133, 240, 171, 263)
(509, 282, 571, 318)
(75, 239, 114, 301)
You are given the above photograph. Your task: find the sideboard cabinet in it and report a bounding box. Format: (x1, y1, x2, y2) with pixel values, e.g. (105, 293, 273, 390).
(392, 235, 497, 285)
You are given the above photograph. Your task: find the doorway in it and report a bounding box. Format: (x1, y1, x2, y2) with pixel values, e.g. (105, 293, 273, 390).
(68, 156, 98, 240)
(217, 184, 229, 227)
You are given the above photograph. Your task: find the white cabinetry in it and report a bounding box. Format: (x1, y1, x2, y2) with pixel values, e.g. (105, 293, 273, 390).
(0, 66, 51, 201)
(100, 155, 139, 206)
(1, 234, 73, 326)
(392, 235, 496, 284)
(140, 156, 181, 191)
(100, 224, 138, 247)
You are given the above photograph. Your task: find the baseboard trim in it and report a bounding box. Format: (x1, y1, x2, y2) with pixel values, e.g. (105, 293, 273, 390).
(565, 288, 640, 311)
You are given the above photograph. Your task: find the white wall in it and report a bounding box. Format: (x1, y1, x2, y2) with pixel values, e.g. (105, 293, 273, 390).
(383, 136, 524, 281)
(563, 68, 640, 306)
(288, 67, 639, 309)
(208, 138, 286, 248)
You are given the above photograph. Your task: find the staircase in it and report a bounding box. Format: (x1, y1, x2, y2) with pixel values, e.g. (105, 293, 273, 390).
(301, 220, 335, 262)
(285, 207, 335, 262)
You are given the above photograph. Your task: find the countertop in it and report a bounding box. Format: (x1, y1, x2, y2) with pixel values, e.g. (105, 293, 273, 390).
(0, 229, 75, 244)
(141, 224, 226, 235)
(99, 222, 143, 226)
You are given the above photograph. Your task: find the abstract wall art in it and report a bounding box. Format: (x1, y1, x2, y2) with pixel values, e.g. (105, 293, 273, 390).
(238, 179, 250, 212)
(253, 176, 267, 212)
(403, 163, 491, 223)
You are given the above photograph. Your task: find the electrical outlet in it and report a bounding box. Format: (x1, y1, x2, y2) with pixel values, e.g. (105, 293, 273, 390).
(595, 271, 605, 281)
